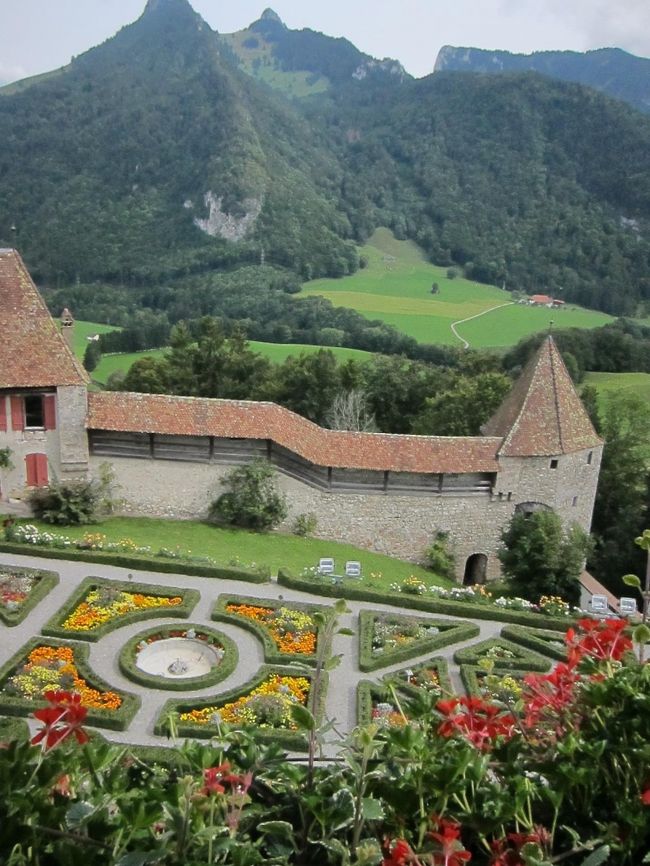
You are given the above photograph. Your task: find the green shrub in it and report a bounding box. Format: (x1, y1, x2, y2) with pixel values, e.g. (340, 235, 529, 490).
(293, 512, 318, 536)
(29, 479, 102, 525)
(424, 531, 456, 580)
(209, 459, 288, 531)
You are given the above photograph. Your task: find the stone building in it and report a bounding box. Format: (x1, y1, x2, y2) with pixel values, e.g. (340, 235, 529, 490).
(0, 249, 603, 582)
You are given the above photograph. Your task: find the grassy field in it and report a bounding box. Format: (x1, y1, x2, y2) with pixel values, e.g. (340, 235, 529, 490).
(72, 321, 118, 357)
(6, 516, 451, 592)
(87, 341, 372, 386)
(583, 372, 650, 407)
(300, 228, 613, 348)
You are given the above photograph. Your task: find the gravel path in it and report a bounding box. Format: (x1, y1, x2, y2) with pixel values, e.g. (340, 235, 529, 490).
(450, 302, 515, 349)
(0, 553, 505, 750)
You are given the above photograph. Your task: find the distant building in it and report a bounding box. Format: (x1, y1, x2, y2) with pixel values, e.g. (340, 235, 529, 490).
(0, 249, 603, 584)
(529, 294, 565, 308)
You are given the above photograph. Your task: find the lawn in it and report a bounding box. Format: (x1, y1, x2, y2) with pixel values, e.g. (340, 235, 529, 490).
(88, 342, 372, 385)
(583, 371, 650, 407)
(7, 516, 452, 592)
(73, 320, 119, 357)
(300, 228, 613, 348)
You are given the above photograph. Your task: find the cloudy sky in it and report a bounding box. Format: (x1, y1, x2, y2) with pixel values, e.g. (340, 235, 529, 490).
(1, 0, 649, 85)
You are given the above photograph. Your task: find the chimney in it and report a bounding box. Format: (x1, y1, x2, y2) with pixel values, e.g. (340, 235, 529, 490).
(60, 307, 75, 353)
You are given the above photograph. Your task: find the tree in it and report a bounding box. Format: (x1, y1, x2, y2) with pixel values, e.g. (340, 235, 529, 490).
(209, 459, 288, 531)
(498, 510, 591, 605)
(325, 389, 377, 431)
(588, 392, 650, 593)
(83, 341, 102, 373)
(412, 373, 511, 436)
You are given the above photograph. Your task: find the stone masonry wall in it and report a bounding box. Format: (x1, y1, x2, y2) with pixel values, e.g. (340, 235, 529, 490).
(90, 454, 514, 581)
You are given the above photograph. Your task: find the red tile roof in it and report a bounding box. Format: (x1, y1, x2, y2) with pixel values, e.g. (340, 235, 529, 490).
(0, 249, 87, 388)
(482, 336, 602, 456)
(88, 391, 502, 474)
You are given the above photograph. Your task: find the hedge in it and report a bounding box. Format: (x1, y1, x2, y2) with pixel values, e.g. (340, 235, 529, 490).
(277, 569, 572, 630)
(460, 664, 533, 698)
(0, 564, 59, 626)
(212, 594, 333, 668)
(118, 623, 239, 691)
(0, 541, 270, 583)
(42, 576, 200, 642)
(358, 611, 479, 673)
(500, 625, 568, 662)
(380, 656, 453, 701)
(453, 637, 552, 672)
(154, 665, 322, 751)
(0, 636, 140, 731)
(0, 715, 29, 742)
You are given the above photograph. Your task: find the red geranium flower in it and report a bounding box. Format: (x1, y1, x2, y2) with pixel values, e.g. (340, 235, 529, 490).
(382, 838, 417, 865)
(31, 691, 89, 751)
(429, 816, 472, 865)
(437, 696, 515, 751)
(566, 618, 632, 666)
(641, 786, 650, 806)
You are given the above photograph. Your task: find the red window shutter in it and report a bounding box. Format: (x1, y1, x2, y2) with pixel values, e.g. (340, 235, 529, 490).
(10, 396, 24, 431)
(0, 397, 6, 432)
(43, 395, 57, 430)
(25, 453, 48, 487)
(36, 454, 49, 486)
(25, 453, 37, 486)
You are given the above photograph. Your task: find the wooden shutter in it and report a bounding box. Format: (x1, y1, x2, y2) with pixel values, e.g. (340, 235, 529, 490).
(10, 396, 24, 431)
(25, 453, 48, 487)
(43, 395, 57, 430)
(0, 397, 6, 432)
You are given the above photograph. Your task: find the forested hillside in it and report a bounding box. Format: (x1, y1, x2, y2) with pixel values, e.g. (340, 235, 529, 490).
(1, 0, 650, 318)
(435, 45, 650, 114)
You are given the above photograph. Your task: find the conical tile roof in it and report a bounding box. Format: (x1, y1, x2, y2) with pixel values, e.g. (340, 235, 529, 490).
(483, 336, 601, 456)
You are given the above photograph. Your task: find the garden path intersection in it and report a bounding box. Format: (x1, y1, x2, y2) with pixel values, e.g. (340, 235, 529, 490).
(0, 552, 510, 753)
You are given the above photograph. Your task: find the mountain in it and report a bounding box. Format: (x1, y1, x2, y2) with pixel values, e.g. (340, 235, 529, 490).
(1, 0, 650, 320)
(0, 0, 358, 284)
(219, 8, 408, 99)
(435, 46, 650, 114)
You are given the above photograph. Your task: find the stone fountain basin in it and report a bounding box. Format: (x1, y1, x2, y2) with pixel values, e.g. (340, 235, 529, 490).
(136, 637, 222, 679)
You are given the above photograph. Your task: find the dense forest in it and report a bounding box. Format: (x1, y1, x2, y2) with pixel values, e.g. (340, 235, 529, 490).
(1, 0, 650, 317)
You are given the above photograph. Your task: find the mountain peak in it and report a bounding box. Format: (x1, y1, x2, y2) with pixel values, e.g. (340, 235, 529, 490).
(260, 8, 284, 25)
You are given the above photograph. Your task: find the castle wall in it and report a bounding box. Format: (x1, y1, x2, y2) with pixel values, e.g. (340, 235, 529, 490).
(90, 454, 513, 580)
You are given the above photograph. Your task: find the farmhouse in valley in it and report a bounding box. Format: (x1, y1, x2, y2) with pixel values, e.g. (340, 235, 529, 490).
(0, 249, 603, 583)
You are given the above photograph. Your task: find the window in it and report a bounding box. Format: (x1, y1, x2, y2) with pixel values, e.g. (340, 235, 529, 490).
(587, 451, 593, 465)
(24, 395, 44, 428)
(572, 496, 578, 507)
(549, 458, 559, 469)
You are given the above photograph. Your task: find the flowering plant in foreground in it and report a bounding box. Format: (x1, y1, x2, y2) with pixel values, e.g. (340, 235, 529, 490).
(62, 586, 182, 631)
(226, 602, 317, 654)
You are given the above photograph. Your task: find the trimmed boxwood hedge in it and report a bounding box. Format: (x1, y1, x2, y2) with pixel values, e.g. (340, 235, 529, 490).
(453, 637, 551, 672)
(460, 664, 533, 698)
(277, 569, 572, 631)
(0, 636, 140, 731)
(118, 623, 238, 691)
(42, 576, 200, 642)
(500, 624, 568, 662)
(154, 665, 320, 751)
(0, 715, 29, 742)
(356, 680, 411, 728)
(358, 611, 479, 673)
(381, 656, 453, 699)
(0, 541, 270, 583)
(0, 564, 59, 626)
(212, 594, 332, 667)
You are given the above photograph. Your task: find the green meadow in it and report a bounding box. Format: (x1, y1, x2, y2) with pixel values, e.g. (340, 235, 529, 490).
(300, 228, 613, 348)
(76, 334, 372, 386)
(583, 372, 650, 407)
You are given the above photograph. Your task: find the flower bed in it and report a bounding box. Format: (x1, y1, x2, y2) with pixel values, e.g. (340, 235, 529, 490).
(118, 624, 238, 691)
(213, 595, 331, 666)
(358, 611, 479, 672)
(277, 569, 574, 630)
(0, 637, 139, 730)
(42, 577, 199, 642)
(156, 666, 315, 750)
(0, 524, 270, 583)
(0, 564, 59, 626)
(453, 637, 551, 672)
(500, 623, 569, 662)
(460, 664, 531, 700)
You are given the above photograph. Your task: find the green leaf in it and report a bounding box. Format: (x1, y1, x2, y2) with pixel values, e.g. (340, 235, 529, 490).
(361, 797, 385, 821)
(324, 654, 342, 671)
(290, 703, 316, 731)
(65, 801, 95, 828)
(337, 627, 355, 636)
(579, 847, 610, 866)
(257, 821, 296, 846)
(115, 853, 165, 866)
(633, 623, 650, 645)
(622, 574, 641, 589)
